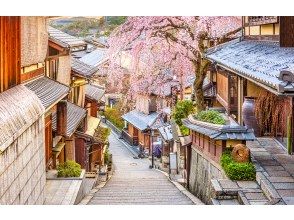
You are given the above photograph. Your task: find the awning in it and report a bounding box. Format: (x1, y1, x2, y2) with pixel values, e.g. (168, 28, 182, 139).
(48, 26, 87, 49)
(84, 116, 101, 137)
(52, 101, 87, 137)
(205, 39, 294, 94)
(25, 76, 69, 110)
(122, 110, 162, 131)
(182, 116, 255, 141)
(71, 58, 99, 78)
(85, 84, 105, 102)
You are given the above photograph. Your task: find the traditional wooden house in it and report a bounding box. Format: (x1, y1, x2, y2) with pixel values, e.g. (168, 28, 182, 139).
(205, 16, 294, 153)
(0, 16, 55, 204)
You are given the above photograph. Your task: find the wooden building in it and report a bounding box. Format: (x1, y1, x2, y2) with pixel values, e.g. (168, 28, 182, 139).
(205, 16, 294, 153)
(0, 16, 51, 204)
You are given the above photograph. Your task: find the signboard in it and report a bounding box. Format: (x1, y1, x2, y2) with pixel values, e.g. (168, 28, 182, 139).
(170, 152, 177, 170)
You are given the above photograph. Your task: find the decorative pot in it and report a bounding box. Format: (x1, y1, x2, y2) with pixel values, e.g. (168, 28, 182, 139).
(242, 97, 260, 136)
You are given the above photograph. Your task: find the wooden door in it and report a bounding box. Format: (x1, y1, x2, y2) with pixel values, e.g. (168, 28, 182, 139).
(45, 115, 53, 166)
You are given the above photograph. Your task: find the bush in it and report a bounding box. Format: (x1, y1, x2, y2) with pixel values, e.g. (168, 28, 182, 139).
(220, 152, 256, 181)
(172, 100, 195, 135)
(194, 110, 226, 125)
(57, 160, 82, 178)
(104, 106, 124, 130)
(93, 127, 110, 144)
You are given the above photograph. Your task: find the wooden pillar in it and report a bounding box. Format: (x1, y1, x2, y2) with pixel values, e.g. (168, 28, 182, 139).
(186, 143, 192, 189)
(65, 137, 75, 161)
(237, 77, 243, 124)
(57, 100, 67, 136)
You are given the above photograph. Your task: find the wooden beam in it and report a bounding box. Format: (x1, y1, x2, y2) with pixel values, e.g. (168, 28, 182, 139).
(21, 67, 44, 82)
(57, 100, 67, 136)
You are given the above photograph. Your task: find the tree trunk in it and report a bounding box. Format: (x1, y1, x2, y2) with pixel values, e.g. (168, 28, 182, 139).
(193, 58, 210, 113)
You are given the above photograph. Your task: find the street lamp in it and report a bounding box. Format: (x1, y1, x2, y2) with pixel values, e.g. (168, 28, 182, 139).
(151, 129, 154, 169)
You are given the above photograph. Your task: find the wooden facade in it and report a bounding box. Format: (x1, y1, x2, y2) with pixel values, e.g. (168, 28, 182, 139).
(0, 17, 21, 93)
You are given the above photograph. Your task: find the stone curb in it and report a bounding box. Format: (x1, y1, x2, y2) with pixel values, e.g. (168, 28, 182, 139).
(155, 168, 204, 205)
(78, 173, 113, 205)
(110, 130, 139, 158)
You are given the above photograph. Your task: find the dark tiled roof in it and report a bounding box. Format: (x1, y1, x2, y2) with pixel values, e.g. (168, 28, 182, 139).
(206, 39, 294, 93)
(182, 118, 255, 141)
(52, 101, 87, 137)
(85, 84, 105, 102)
(79, 48, 108, 67)
(71, 58, 99, 78)
(122, 110, 162, 131)
(25, 77, 69, 110)
(48, 26, 87, 49)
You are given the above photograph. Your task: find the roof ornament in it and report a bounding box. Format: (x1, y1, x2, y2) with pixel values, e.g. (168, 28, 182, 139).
(278, 68, 294, 84)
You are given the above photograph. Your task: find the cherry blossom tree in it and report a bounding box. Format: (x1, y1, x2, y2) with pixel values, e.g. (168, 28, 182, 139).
(107, 16, 241, 112)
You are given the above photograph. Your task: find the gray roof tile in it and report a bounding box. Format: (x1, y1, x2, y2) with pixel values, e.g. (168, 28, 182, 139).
(182, 118, 255, 141)
(48, 26, 87, 49)
(71, 58, 99, 78)
(85, 84, 105, 102)
(52, 101, 87, 137)
(79, 48, 108, 66)
(122, 110, 162, 131)
(206, 39, 294, 93)
(25, 77, 69, 110)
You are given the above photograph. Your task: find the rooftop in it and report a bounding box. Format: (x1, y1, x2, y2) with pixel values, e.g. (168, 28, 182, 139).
(206, 39, 294, 94)
(85, 84, 105, 102)
(122, 110, 163, 131)
(48, 26, 87, 50)
(71, 58, 99, 78)
(25, 76, 69, 110)
(182, 114, 255, 141)
(52, 101, 87, 137)
(79, 48, 108, 67)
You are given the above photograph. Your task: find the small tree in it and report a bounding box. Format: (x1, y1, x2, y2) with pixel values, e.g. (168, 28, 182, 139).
(172, 100, 195, 135)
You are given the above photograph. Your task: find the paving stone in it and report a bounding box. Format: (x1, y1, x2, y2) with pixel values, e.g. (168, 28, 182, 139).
(277, 189, 294, 197)
(267, 177, 294, 183)
(236, 181, 259, 189)
(219, 180, 239, 189)
(249, 200, 268, 205)
(272, 183, 294, 190)
(282, 197, 294, 205)
(266, 170, 291, 177)
(87, 133, 196, 205)
(218, 199, 239, 205)
(244, 192, 267, 200)
(263, 166, 285, 171)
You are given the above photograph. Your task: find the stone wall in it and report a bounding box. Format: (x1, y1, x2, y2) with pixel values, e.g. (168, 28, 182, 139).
(0, 86, 46, 205)
(189, 147, 226, 204)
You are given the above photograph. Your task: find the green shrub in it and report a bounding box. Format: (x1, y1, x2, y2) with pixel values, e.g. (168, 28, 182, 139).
(194, 110, 226, 125)
(172, 100, 195, 135)
(220, 152, 256, 181)
(57, 160, 82, 178)
(104, 106, 124, 130)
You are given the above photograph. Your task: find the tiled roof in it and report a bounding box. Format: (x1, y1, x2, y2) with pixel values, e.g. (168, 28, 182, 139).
(25, 77, 69, 110)
(79, 48, 108, 66)
(71, 58, 99, 78)
(48, 26, 87, 49)
(122, 110, 162, 131)
(52, 101, 87, 137)
(85, 84, 105, 102)
(182, 117, 256, 141)
(0, 85, 45, 151)
(206, 39, 294, 93)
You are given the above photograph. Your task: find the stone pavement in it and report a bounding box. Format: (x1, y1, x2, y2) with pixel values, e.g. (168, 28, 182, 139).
(247, 138, 294, 205)
(87, 132, 201, 205)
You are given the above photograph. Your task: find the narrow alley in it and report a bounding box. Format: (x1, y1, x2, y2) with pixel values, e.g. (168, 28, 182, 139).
(87, 132, 199, 205)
